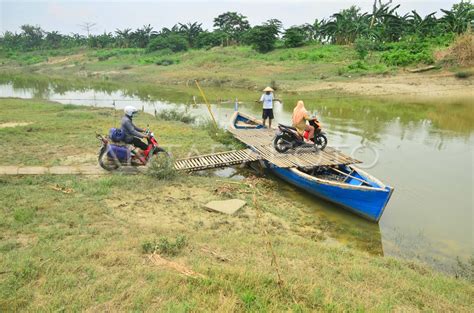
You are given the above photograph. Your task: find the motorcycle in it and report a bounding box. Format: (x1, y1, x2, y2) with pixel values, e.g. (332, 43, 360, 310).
(273, 118, 328, 153)
(97, 128, 168, 171)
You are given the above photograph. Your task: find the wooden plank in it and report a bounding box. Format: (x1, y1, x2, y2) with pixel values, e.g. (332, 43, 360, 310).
(188, 159, 198, 168)
(209, 155, 220, 164)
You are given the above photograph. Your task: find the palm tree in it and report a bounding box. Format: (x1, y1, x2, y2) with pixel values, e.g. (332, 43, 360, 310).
(131, 24, 156, 48)
(45, 31, 63, 49)
(178, 22, 203, 47)
(115, 28, 132, 48)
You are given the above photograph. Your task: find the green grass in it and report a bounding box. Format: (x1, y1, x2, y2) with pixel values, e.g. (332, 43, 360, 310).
(0, 43, 409, 89)
(0, 35, 462, 89)
(0, 99, 473, 311)
(0, 47, 85, 65)
(0, 172, 473, 311)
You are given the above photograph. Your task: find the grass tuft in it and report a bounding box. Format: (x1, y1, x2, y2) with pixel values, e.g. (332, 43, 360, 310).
(142, 235, 188, 256)
(454, 71, 472, 79)
(454, 256, 474, 283)
(200, 120, 244, 149)
(156, 108, 196, 124)
(146, 153, 177, 180)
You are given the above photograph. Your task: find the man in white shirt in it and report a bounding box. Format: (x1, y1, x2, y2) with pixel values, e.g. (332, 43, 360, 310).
(259, 86, 275, 128)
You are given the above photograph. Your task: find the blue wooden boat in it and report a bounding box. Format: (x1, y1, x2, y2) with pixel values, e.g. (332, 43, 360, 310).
(229, 111, 394, 222)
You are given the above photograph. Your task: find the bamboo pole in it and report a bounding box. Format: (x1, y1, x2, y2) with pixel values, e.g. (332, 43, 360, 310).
(195, 80, 218, 129)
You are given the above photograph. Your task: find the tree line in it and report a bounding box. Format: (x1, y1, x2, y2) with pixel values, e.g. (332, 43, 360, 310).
(1, 1, 472, 54)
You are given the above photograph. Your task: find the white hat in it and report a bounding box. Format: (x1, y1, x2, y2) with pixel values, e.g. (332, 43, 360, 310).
(263, 87, 274, 92)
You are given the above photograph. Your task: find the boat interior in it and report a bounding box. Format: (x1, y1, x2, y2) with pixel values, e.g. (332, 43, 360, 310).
(299, 165, 376, 187)
(234, 113, 265, 129)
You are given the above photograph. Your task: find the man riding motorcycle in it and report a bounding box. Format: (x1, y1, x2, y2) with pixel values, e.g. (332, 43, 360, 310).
(121, 105, 149, 162)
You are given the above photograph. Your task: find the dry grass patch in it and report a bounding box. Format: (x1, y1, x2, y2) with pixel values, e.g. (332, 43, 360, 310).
(441, 33, 474, 66)
(0, 122, 32, 128)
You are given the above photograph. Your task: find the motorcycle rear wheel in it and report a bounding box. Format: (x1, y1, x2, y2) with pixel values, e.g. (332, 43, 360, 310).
(314, 134, 328, 150)
(98, 146, 120, 171)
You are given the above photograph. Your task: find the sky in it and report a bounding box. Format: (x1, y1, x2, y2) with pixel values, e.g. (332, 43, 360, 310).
(0, 0, 460, 35)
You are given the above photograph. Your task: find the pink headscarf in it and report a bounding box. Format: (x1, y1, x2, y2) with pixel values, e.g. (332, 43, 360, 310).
(292, 100, 308, 125)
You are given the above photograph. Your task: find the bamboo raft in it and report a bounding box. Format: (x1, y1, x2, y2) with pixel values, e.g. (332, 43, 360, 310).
(228, 128, 360, 168)
(174, 129, 360, 172)
(174, 113, 360, 172)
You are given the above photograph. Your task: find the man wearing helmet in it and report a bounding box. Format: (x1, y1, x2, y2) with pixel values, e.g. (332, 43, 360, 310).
(121, 106, 149, 162)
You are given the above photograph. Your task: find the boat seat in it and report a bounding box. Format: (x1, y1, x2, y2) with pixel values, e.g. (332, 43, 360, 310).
(278, 123, 297, 131)
(347, 178, 364, 186)
(236, 121, 251, 127)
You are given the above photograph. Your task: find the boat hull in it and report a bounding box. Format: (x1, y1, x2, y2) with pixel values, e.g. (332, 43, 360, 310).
(268, 165, 393, 222)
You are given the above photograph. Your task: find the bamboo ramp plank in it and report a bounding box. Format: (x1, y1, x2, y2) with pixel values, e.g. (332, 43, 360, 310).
(174, 149, 261, 172)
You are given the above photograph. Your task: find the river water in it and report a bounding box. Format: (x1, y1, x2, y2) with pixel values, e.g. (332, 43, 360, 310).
(1, 77, 472, 274)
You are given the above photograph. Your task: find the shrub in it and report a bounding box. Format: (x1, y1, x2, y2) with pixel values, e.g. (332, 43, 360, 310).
(454, 256, 474, 283)
(283, 27, 306, 48)
(243, 24, 279, 53)
(381, 38, 435, 66)
(382, 49, 434, 66)
(147, 34, 188, 53)
(95, 48, 142, 61)
(199, 120, 242, 148)
(195, 31, 225, 49)
(347, 60, 368, 71)
(146, 154, 176, 180)
(156, 108, 196, 124)
(454, 71, 473, 79)
(6, 53, 46, 65)
(355, 38, 371, 60)
(155, 59, 174, 66)
(447, 34, 474, 66)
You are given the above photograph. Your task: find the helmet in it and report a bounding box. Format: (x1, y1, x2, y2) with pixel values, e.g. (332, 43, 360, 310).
(124, 106, 138, 117)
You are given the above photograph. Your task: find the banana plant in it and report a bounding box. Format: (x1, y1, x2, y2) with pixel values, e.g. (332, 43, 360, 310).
(441, 1, 474, 34)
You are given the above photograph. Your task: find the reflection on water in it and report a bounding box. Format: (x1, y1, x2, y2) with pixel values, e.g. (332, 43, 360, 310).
(1, 76, 472, 274)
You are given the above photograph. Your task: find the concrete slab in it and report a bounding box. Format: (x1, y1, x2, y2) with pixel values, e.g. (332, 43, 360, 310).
(0, 166, 19, 175)
(0, 165, 107, 175)
(18, 166, 48, 175)
(48, 166, 79, 175)
(78, 165, 104, 175)
(204, 199, 246, 215)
